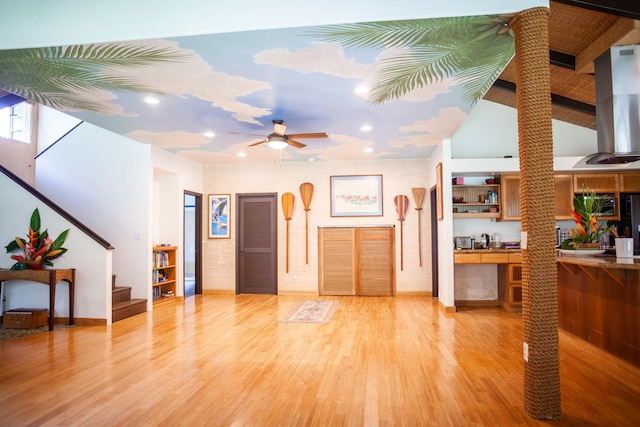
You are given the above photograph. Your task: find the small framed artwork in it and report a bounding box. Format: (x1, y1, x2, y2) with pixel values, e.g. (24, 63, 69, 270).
(436, 163, 443, 220)
(208, 194, 230, 239)
(330, 174, 383, 217)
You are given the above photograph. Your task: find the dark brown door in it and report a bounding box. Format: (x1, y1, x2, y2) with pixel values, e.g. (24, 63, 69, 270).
(237, 193, 277, 294)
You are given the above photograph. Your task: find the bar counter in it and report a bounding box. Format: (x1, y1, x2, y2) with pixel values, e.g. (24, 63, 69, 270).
(556, 254, 639, 367)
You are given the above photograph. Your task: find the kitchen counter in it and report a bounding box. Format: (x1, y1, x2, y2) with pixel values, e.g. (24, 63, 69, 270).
(557, 254, 640, 271)
(556, 254, 640, 367)
(454, 248, 521, 254)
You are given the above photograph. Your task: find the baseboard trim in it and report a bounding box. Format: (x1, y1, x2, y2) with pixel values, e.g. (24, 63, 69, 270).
(58, 317, 107, 326)
(396, 291, 432, 297)
(437, 298, 457, 313)
(455, 299, 501, 308)
(203, 289, 236, 295)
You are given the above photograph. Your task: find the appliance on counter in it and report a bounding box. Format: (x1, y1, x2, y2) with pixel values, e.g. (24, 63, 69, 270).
(454, 236, 473, 250)
(618, 193, 640, 252)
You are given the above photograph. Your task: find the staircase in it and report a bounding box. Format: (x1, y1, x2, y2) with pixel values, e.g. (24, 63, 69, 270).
(112, 275, 147, 322)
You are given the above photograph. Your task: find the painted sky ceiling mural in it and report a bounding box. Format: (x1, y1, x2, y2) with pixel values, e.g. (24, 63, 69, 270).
(0, 15, 515, 164)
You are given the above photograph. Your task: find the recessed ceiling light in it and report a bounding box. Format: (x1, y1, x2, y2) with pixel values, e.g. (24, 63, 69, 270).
(237, 152, 246, 157)
(364, 147, 373, 153)
(353, 85, 370, 94)
(144, 97, 160, 104)
(204, 131, 215, 138)
(360, 125, 372, 132)
(308, 158, 316, 162)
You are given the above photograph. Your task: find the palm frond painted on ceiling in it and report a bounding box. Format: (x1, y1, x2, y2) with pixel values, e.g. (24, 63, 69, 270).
(0, 43, 191, 113)
(309, 15, 515, 104)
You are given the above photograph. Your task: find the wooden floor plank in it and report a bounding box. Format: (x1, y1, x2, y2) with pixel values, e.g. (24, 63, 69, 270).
(1, 295, 639, 426)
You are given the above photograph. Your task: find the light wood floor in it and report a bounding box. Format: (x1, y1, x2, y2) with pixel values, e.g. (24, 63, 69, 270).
(1, 295, 639, 426)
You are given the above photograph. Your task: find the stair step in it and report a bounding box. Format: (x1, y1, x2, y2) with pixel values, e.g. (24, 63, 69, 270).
(112, 286, 132, 304)
(112, 299, 147, 323)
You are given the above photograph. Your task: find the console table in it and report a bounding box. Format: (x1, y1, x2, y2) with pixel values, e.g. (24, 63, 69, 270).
(0, 268, 75, 331)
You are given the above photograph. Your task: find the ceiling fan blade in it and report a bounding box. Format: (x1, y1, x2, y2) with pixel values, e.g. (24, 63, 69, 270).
(273, 123, 286, 136)
(286, 132, 328, 139)
(229, 131, 266, 137)
(248, 139, 268, 147)
(288, 139, 307, 148)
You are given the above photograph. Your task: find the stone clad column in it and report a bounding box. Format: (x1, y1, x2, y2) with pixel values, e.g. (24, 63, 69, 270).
(510, 7, 562, 420)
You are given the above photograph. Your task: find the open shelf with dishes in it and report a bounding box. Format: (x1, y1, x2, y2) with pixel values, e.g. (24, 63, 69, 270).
(452, 184, 501, 218)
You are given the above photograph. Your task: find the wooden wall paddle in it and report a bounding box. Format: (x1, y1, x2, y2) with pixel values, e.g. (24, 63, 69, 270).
(299, 182, 314, 264)
(394, 195, 409, 271)
(282, 192, 294, 273)
(412, 187, 426, 266)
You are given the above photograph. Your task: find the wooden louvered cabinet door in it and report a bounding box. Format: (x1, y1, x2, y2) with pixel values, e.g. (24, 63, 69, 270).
(356, 227, 395, 296)
(554, 175, 574, 220)
(318, 226, 395, 296)
(500, 174, 574, 221)
(318, 228, 356, 295)
(500, 175, 521, 221)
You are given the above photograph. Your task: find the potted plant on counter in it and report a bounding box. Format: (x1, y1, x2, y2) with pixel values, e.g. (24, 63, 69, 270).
(560, 189, 616, 251)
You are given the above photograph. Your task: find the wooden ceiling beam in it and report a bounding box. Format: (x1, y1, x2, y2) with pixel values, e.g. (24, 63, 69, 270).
(493, 79, 596, 116)
(575, 17, 640, 73)
(552, 0, 640, 20)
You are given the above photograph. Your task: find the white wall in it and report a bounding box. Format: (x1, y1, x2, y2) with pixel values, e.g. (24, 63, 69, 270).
(0, 172, 112, 320)
(203, 158, 431, 294)
(0, 137, 36, 186)
(37, 106, 82, 153)
(35, 121, 151, 318)
(452, 100, 598, 159)
(152, 146, 203, 299)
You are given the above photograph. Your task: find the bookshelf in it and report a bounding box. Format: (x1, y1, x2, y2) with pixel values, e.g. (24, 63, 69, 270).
(152, 246, 177, 303)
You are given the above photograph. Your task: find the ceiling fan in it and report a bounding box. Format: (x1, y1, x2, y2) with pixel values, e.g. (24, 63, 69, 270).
(230, 119, 328, 150)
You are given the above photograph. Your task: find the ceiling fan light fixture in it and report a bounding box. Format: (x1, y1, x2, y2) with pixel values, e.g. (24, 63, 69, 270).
(267, 135, 288, 150)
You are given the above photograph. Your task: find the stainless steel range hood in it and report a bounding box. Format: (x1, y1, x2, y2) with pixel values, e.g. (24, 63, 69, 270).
(580, 45, 640, 166)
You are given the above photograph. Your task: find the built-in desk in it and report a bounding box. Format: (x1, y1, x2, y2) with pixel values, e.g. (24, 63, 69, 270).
(0, 269, 75, 331)
(454, 249, 522, 311)
(454, 249, 521, 264)
(556, 255, 640, 367)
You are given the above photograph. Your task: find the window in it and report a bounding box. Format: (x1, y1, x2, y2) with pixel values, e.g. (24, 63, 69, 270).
(0, 101, 32, 143)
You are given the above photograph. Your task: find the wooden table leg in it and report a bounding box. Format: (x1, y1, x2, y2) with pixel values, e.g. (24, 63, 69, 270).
(69, 269, 75, 326)
(48, 279, 55, 331)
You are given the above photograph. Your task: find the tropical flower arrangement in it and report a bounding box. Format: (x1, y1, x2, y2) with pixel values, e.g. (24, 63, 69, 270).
(561, 189, 616, 250)
(5, 208, 69, 270)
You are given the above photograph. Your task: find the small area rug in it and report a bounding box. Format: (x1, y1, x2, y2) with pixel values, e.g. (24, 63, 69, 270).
(0, 324, 74, 342)
(279, 300, 339, 324)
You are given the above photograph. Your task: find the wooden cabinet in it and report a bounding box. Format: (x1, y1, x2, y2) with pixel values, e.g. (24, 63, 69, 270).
(500, 175, 520, 221)
(454, 252, 509, 264)
(574, 173, 619, 193)
(554, 175, 574, 220)
(498, 262, 522, 311)
(152, 246, 177, 303)
(500, 174, 574, 221)
(619, 173, 640, 192)
(452, 184, 500, 218)
(318, 227, 395, 296)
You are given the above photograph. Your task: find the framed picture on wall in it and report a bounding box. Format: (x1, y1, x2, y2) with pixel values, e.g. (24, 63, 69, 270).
(330, 175, 383, 217)
(208, 194, 230, 238)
